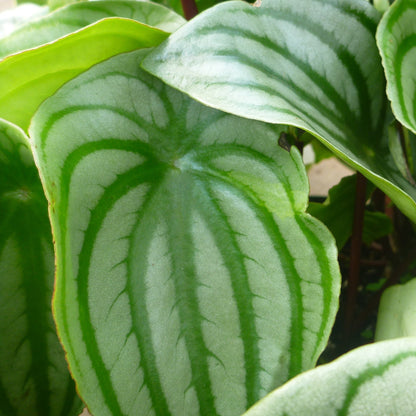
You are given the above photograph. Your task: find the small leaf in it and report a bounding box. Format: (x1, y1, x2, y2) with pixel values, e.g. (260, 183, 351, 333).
(308, 175, 392, 249)
(0, 119, 82, 415)
(0, 17, 169, 132)
(375, 278, 416, 341)
(242, 337, 416, 416)
(377, 0, 416, 134)
(0, 0, 185, 58)
(142, 0, 416, 223)
(30, 49, 341, 416)
(48, 0, 87, 12)
(362, 210, 393, 245)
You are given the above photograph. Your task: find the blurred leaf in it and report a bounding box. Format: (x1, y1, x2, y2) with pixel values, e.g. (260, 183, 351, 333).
(308, 175, 392, 249)
(48, 0, 87, 11)
(375, 277, 416, 341)
(0, 3, 48, 37)
(362, 210, 393, 245)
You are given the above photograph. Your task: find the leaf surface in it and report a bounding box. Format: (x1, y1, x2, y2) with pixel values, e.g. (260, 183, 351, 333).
(375, 278, 416, 341)
(0, 3, 47, 38)
(0, 17, 168, 132)
(30, 49, 340, 416)
(308, 175, 392, 249)
(377, 0, 416, 134)
(242, 337, 416, 416)
(0, 119, 82, 416)
(0, 0, 185, 58)
(142, 0, 416, 223)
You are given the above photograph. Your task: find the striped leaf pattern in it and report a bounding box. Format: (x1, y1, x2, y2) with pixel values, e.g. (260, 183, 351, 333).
(0, 0, 185, 59)
(0, 17, 168, 133)
(242, 337, 416, 416)
(377, 0, 416, 134)
(29, 49, 340, 416)
(0, 119, 82, 416)
(142, 0, 416, 223)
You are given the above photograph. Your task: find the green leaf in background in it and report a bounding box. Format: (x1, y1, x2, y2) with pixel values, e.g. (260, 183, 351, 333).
(375, 278, 416, 341)
(0, 119, 82, 416)
(0, 17, 169, 133)
(242, 337, 416, 416)
(30, 49, 340, 416)
(0, 3, 48, 38)
(142, 0, 416, 223)
(16, 0, 48, 5)
(0, 0, 185, 58)
(377, 0, 416, 134)
(361, 210, 393, 245)
(308, 175, 392, 249)
(151, 0, 183, 17)
(48, 0, 87, 12)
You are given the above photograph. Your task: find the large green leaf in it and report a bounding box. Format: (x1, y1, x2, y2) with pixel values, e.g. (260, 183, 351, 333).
(0, 0, 185, 58)
(242, 337, 416, 416)
(0, 119, 82, 415)
(0, 17, 169, 132)
(377, 0, 416, 134)
(29, 49, 340, 416)
(375, 278, 416, 341)
(142, 0, 416, 223)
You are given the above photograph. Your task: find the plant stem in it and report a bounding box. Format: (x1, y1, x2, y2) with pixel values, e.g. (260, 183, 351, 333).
(181, 0, 198, 20)
(344, 172, 367, 341)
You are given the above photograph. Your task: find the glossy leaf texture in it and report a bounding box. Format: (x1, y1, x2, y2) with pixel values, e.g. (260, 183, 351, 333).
(0, 17, 168, 133)
(30, 49, 340, 416)
(377, 0, 416, 134)
(0, 119, 82, 416)
(242, 337, 416, 416)
(142, 0, 416, 223)
(0, 0, 185, 58)
(375, 278, 416, 341)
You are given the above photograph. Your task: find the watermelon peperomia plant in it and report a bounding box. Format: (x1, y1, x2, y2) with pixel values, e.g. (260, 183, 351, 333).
(0, 0, 416, 415)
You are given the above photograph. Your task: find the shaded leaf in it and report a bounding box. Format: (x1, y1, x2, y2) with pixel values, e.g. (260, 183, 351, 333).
(30, 49, 340, 416)
(0, 119, 82, 415)
(242, 337, 416, 416)
(142, 0, 416, 223)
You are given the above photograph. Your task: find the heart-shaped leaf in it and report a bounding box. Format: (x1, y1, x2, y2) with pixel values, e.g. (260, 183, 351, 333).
(377, 0, 416, 135)
(0, 17, 169, 132)
(242, 337, 416, 416)
(0, 119, 82, 415)
(30, 49, 340, 416)
(142, 0, 416, 223)
(0, 0, 185, 58)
